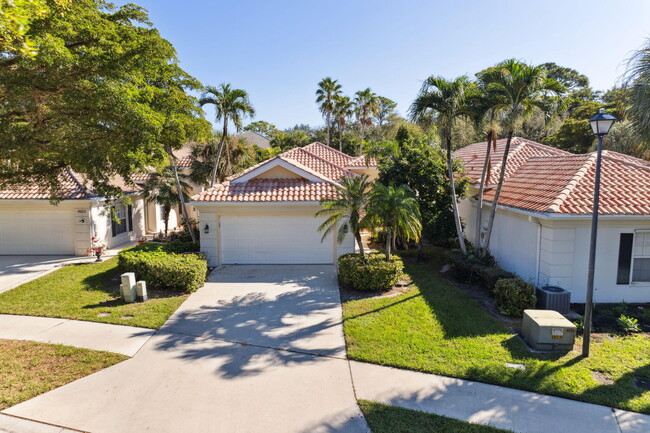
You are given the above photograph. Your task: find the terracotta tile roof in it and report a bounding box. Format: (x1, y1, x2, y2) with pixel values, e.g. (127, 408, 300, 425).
(346, 155, 378, 167)
(0, 169, 92, 200)
(281, 147, 355, 181)
(195, 142, 381, 203)
(477, 147, 650, 215)
(192, 178, 338, 202)
(455, 137, 571, 184)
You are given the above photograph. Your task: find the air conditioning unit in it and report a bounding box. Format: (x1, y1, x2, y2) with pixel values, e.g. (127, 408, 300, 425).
(535, 285, 571, 314)
(522, 309, 576, 351)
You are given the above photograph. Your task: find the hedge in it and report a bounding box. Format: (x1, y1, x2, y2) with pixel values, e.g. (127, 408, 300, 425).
(118, 250, 206, 293)
(127, 240, 200, 254)
(338, 253, 404, 292)
(493, 278, 537, 317)
(447, 250, 516, 292)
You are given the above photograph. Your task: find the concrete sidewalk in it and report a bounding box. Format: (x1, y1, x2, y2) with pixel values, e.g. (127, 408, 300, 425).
(351, 361, 650, 433)
(0, 314, 154, 356)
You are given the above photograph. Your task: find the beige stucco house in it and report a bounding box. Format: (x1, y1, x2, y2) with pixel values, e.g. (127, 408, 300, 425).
(456, 137, 650, 304)
(191, 142, 378, 266)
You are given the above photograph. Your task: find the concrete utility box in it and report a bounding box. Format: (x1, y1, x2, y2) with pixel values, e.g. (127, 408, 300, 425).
(522, 309, 576, 351)
(120, 272, 136, 303)
(136, 280, 148, 302)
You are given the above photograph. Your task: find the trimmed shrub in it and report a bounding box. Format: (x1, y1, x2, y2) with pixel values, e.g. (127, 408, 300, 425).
(447, 250, 516, 293)
(338, 253, 404, 292)
(493, 278, 537, 317)
(128, 240, 200, 254)
(118, 250, 206, 293)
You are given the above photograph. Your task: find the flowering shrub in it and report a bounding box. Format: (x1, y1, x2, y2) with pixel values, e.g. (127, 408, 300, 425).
(85, 237, 107, 256)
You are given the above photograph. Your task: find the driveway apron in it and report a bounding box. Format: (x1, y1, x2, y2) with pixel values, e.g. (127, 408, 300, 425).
(3, 265, 369, 433)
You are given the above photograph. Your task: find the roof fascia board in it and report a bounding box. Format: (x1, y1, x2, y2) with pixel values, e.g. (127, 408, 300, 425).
(231, 158, 324, 184)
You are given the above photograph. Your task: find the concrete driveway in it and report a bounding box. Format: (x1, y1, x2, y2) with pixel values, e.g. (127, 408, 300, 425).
(4, 265, 370, 433)
(0, 255, 76, 293)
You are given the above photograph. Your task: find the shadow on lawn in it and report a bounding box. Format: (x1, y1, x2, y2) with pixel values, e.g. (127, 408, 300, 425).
(579, 363, 650, 414)
(404, 260, 509, 339)
(148, 265, 344, 379)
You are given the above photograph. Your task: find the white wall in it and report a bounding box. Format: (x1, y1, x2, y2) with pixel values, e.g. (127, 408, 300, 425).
(195, 203, 355, 266)
(91, 196, 146, 249)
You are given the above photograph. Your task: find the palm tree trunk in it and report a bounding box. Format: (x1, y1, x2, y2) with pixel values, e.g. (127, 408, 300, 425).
(355, 230, 365, 259)
(474, 130, 494, 253)
(385, 227, 391, 260)
(339, 122, 343, 152)
(481, 130, 513, 257)
(359, 123, 365, 156)
(166, 147, 197, 244)
(326, 110, 331, 147)
(210, 120, 228, 187)
(447, 136, 467, 255)
(163, 205, 170, 235)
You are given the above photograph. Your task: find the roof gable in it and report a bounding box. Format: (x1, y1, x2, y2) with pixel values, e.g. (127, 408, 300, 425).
(232, 157, 334, 184)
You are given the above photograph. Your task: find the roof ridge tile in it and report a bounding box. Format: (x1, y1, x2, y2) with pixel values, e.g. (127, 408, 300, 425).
(546, 154, 596, 213)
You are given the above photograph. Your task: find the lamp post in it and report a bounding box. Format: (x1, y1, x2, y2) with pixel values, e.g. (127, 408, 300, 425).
(583, 108, 616, 357)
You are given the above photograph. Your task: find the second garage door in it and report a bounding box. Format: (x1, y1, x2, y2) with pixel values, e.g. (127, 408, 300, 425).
(220, 215, 332, 264)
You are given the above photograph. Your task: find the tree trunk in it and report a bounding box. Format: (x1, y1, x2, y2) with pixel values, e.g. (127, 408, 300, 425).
(447, 135, 467, 255)
(385, 227, 391, 260)
(339, 121, 343, 152)
(355, 230, 365, 259)
(210, 120, 228, 187)
(166, 147, 197, 244)
(163, 205, 170, 235)
(481, 130, 513, 257)
(326, 110, 331, 147)
(359, 123, 365, 156)
(474, 130, 494, 254)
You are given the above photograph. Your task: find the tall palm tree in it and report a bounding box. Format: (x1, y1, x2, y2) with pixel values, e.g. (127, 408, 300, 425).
(190, 135, 258, 185)
(143, 166, 191, 235)
(354, 88, 379, 156)
(410, 76, 476, 255)
(199, 83, 255, 187)
(333, 95, 354, 152)
(316, 77, 342, 147)
(368, 183, 421, 260)
(165, 146, 196, 243)
(477, 59, 564, 256)
(316, 174, 372, 259)
(625, 38, 650, 140)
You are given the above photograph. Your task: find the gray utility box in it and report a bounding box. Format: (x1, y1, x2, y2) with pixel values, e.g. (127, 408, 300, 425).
(536, 285, 571, 314)
(522, 309, 576, 351)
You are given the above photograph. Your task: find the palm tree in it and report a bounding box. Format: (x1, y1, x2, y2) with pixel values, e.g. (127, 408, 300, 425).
(368, 183, 421, 260)
(316, 174, 372, 259)
(165, 147, 196, 243)
(316, 77, 342, 147)
(199, 83, 255, 187)
(190, 135, 258, 185)
(354, 88, 379, 156)
(410, 76, 476, 255)
(333, 95, 354, 152)
(477, 59, 564, 256)
(143, 166, 191, 235)
(625, 38, 650, 140)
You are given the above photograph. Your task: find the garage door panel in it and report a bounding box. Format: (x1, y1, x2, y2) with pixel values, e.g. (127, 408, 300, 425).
(0, 210, 75, 255)
(220, 215, 331, 264)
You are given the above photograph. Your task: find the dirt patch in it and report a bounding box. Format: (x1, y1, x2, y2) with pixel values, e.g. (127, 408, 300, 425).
(591, 371, 615, 385)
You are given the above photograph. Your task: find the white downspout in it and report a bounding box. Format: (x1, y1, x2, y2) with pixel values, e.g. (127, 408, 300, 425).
(529, 215, 542, 287)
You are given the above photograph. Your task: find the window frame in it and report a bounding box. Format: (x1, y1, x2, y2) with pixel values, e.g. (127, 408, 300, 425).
(631, 230, 650, 284)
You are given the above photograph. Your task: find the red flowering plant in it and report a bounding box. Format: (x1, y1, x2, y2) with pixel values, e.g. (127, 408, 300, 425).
(85, 237, 108, 257)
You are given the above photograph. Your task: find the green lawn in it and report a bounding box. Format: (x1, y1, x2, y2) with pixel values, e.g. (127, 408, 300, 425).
(0, 339, 126, 410)
(343, 251, 650, 414)
(358, 400, 511, 433)
(0, 258, 188, 329)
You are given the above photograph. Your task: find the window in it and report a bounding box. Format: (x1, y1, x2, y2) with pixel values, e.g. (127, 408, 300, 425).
(632, 231, 650, 283)
(111, 204, 127, 237)
(127, 205, 133, 231)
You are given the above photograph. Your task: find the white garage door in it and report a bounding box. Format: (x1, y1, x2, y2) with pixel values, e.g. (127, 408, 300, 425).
(220, 215, 332, 264)
(0, 210, 75, 255)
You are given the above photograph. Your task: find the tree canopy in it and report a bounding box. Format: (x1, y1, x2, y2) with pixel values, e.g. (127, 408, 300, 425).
(0, 0, 210, 199)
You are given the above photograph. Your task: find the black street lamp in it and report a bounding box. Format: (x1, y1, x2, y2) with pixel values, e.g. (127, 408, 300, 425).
(583, 108, 616, 357)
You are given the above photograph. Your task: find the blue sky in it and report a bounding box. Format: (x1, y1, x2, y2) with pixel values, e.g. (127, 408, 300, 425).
(116, 0, 650, 130)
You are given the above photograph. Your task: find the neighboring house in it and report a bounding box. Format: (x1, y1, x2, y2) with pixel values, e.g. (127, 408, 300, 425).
(0, 169, 146, 255)
(456, 137, 650, 303)
(236, 131, 271, 149)
(191, 142, 378, 266)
